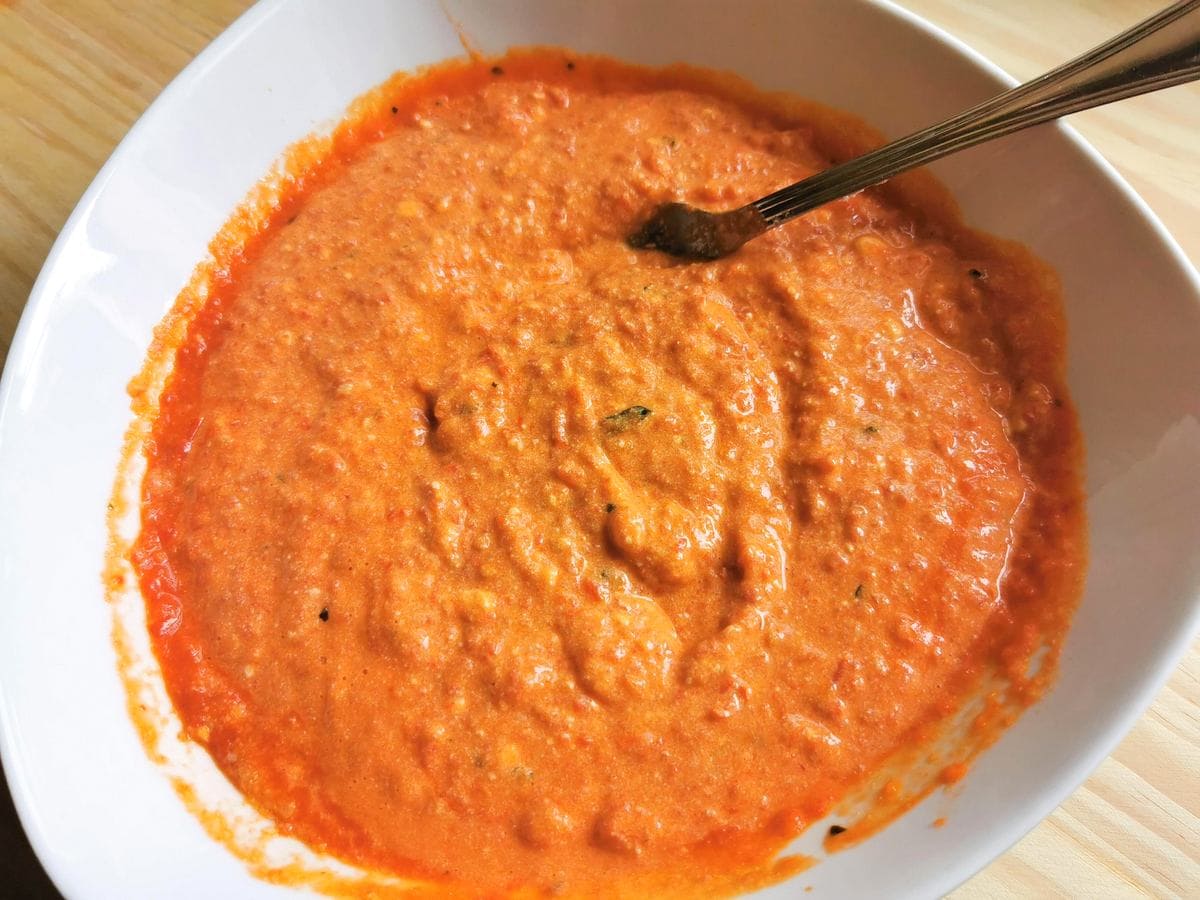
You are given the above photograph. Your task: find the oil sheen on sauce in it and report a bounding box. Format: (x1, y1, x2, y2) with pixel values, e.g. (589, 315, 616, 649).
(127, 50, 1086, 897)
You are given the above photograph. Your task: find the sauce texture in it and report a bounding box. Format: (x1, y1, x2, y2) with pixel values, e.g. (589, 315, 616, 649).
(130, 51, 1085, 896)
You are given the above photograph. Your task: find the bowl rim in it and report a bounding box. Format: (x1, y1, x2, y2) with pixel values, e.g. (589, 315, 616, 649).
(1, 0, 1198, 897)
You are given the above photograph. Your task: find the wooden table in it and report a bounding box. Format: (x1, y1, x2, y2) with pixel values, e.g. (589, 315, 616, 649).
(1, 1, 1196, 897)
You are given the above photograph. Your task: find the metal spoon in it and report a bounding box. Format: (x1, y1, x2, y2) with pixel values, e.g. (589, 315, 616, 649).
(629, 0, 1200, 260)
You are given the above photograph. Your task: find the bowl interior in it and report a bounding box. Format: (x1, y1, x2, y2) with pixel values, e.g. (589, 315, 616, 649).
(1, 0, 1198, 897)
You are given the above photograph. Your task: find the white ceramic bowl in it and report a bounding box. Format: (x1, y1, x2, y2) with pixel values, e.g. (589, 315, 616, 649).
(2, 1, 1199, 897)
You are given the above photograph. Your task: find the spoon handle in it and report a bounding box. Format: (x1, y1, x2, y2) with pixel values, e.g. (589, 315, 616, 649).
(753, 0, 1200, 227)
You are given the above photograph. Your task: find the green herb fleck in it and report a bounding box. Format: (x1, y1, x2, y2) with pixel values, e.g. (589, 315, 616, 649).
(602, 405, 652, 433)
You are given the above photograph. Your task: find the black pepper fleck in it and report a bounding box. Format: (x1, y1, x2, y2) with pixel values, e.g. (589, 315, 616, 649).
(854, 584, 864, 599)
(605, 502, 616, 513)
(968, 267, 984, 279)
(319, 607, 329, 622)
(566, 60, 575, 70)
(391, 105, 398, 114)
(829, 824, 847, 836)
(491, 65, 504, 76)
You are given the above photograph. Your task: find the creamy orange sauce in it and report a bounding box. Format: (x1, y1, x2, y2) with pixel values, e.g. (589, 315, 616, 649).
(128, 51, 1085, 896)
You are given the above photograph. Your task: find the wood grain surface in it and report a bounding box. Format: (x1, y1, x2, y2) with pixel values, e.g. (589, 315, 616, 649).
(1, 1, 1197, 897)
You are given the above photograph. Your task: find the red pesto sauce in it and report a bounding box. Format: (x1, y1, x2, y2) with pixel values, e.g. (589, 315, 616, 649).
(130, 50, 1085, 896)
